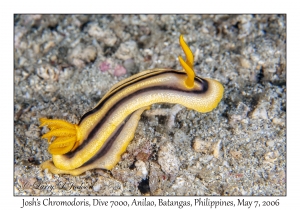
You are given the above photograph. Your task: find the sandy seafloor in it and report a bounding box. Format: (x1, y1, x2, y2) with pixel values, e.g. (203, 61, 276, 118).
(14, 14, 286, 196)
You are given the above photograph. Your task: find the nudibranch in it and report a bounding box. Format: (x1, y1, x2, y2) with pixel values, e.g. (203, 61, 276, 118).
(39, 35, 224, 175)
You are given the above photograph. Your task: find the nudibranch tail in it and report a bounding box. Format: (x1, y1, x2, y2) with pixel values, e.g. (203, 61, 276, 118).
(39, 118, 79, 155)
(178, 35, 196, 88)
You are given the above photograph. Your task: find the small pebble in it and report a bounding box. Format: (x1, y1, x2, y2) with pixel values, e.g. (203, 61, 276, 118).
(123, 59, 135, 72)
(193, 138, 212, 153)
(99, 61, 110, 72)
(135, 160, 148, 180)
(88, 25, 117, 46)
(240, 57, 251, 68)
(272, 118, 285, 126)
(266, 140, 275, 147)
(199, 155, 214, 164)
(230, 150, 242, 159)
(251, 106, 268, 120)
(114, 65, 127, 77)
(115, 41, 138, 60)
(158, 141, 180, 175)
(213, 140, 222, 158)
(93, 184, 101, 192)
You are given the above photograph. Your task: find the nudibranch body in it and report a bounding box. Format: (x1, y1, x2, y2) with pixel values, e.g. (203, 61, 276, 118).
(40, 35, 224, 175)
